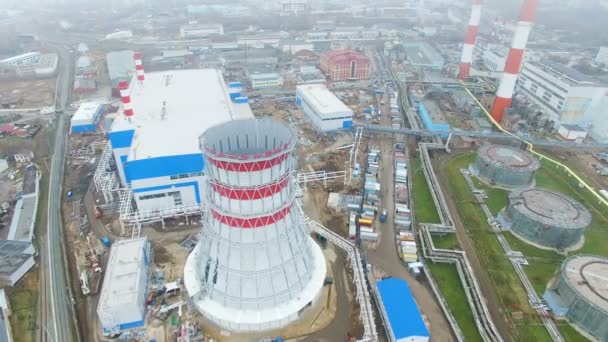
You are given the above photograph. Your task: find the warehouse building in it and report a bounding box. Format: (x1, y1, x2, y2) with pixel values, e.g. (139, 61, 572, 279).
(7, 165, 40, 243)
(497, 188, 592, 250)
(471, 144, 540, 189)
(544, 255, 608, 341)
(109, 69, 253, 215)
(319, 49, 371, 81)
(518, 61, 608, 140)
(97, 237, 150, 335)
(179, 23, 223, 38)
(106, 50, 135, 95)
(0, 240, 35, 287)
(376, 278, 430, 342)
(296, 84, 353, 132)
(402, 42, 444, 71)
(70, 102, 103, 133)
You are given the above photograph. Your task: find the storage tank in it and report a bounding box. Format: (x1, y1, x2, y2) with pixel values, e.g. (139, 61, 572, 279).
(544, 255, 608, 341)
(471, 144, 540, 188)
(183, 118, 326, 332)
(498, 188, 592, 250)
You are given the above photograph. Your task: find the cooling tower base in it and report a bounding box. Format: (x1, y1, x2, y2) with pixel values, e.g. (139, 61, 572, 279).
(184, 236, 327, 332)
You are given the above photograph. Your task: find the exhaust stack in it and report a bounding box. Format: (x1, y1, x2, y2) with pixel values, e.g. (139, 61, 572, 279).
(118, 81, 134, 117)
(458, 0, 483, 80)
(490, 0, 538, 122)
(134, 52, 144, 82)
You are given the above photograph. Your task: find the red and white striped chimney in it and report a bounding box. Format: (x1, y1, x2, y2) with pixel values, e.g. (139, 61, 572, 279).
(458, 0, 483, 80)
(134, 52, 144, 82)
(490, 0, 538, 122)
(118, 81, 134, 118)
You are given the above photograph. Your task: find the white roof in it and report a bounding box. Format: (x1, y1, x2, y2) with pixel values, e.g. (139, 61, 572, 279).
(112, 69, 253, 160)
(73, 102, 101, 121)
(297, 84, 352, 118)
(98, 238, 147, 313)
(0, 52, 40, 64)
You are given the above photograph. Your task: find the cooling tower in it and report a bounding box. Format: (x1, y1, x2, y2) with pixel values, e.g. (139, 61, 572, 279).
(183, 118, 326, 332)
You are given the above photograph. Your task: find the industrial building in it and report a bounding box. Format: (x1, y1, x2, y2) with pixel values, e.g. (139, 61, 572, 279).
(402, 43, 444, 71)
(106, 50, 135, 94)
(0, 240, 35, 287)
(108, 68, 253, 216)
(497, 188, 592, 250)
(376, 278, 430, 342)
(247, 64, 283, 89)
(319, 50, 371, 81)
(184, 118, 326, 332)
(296, 84, 353, 132)
(416, 101, 450, 138)
(471, 144, 540, 188)
(7, 165, 40, 243)
(97, 237, 151, 335)
(179, 23, 224, 38)
(544, 255, 608, 341)
(221, 48, 279, 66)
(70, 102, 103, 133)
(557, 124, 588, 142)
(518, 61, 608, 139)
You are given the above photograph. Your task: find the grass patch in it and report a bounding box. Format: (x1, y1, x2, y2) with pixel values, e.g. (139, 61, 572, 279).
(410, 155, 441, 224)
(472, 178, 509, 215)
(444, 153, 552, 342)
(557, 322, 591, 342)
(431, 234, 459, 250)
(8, 271, 39, 342)
(427, 262, 483, 342)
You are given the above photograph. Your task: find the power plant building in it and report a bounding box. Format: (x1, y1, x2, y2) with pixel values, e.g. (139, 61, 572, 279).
(471, 144, 540, 188)
(296, 84, 353, 132)
(97, 237, 151, 334)
(544, 255, 608, 341)
(109, 69, 253, 214)
(184, 118, 326, 332)
(319, 50, 371, 81)
(497, 188, 592, 250)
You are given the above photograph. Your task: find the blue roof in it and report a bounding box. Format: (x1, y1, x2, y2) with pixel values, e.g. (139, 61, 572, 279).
(377, 278, 430, 340)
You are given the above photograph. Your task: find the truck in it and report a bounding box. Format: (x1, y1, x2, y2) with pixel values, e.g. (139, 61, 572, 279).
(94, 205, 103, 219)
(380, 208, 388, 223)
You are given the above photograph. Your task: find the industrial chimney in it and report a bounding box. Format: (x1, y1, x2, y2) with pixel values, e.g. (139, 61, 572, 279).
(118, 81, 133, 117)
(133, 52, 144, 82)
(458, 0, 483, 80)
(490, 0, 538, 122)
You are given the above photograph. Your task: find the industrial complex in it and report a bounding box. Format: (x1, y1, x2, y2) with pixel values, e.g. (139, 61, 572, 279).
(4, 0, 608, 342)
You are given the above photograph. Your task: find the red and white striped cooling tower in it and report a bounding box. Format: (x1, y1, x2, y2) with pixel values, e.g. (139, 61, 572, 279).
(134, 52, 144, 82)
(490, 0, 538, 122)
(458, 0, 483, 80)
(184, 118, 326, 332)
(118, 81, 133, 117)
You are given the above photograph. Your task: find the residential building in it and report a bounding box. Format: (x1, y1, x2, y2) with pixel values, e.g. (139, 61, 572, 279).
(319, 49, 371, 81)
(296, 84, 353, 131)
(247, 64, 283, 89)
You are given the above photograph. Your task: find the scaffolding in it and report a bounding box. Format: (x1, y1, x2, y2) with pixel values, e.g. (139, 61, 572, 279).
(93, 142, 119, 203)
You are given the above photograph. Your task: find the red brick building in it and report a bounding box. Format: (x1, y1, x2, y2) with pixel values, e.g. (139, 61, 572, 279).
(320, 50, 371, 81)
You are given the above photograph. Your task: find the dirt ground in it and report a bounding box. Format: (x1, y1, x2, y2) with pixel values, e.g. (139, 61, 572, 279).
(0, 78, 56, 108)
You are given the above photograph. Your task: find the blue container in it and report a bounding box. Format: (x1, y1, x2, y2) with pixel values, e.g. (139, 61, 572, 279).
(234, 96, 249, 104)
(228, 82, 242, 88)
(229, 92, 242, 100)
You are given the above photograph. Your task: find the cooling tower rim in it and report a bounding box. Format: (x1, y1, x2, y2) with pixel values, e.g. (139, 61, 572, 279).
(200, 118, 296, 162)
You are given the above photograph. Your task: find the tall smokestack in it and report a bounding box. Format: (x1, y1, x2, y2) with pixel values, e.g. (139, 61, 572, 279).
(134, 52, 144, 82)
(490, 0, 538, 122)
(458, 0, 483, 80)
(118, 81, 134, 118)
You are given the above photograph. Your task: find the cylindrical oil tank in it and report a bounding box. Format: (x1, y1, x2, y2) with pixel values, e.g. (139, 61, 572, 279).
(473, 144, 540, 188)
(504, 188, 592, 250)
(547, 255, 608, 340)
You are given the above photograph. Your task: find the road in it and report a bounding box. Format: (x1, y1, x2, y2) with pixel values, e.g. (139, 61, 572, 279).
(365, 88, 455, 341)
(38, 42, 79, 342)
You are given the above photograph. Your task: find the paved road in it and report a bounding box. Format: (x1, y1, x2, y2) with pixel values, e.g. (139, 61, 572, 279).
(365, 89, 455, 341)
(38, 42, 79, 342)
